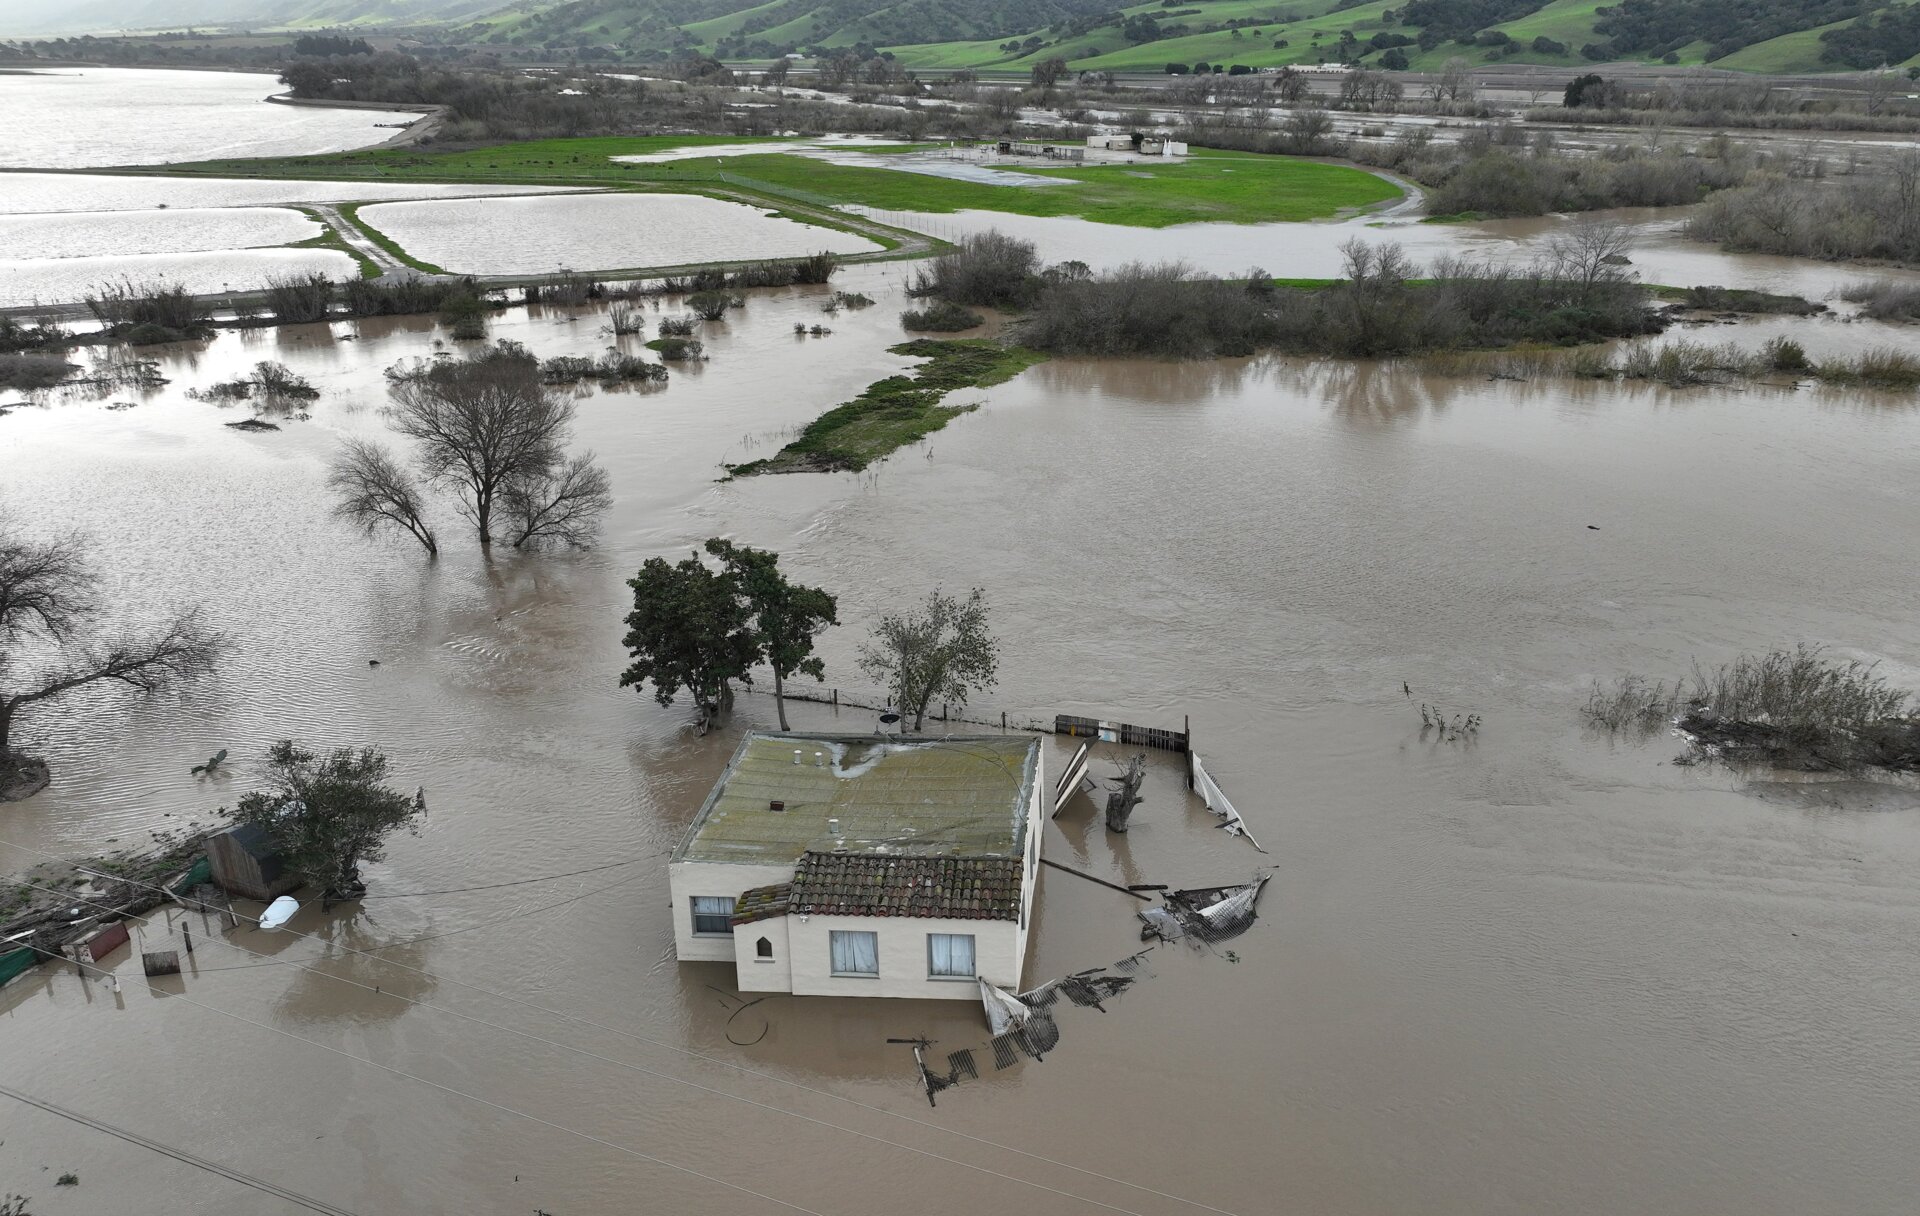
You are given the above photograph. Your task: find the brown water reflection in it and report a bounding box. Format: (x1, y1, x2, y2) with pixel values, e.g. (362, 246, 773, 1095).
(4, 267, 1920, 1216)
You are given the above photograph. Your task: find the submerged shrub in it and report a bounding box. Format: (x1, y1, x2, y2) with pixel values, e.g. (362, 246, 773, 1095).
(0, 352, 79, 390)
(901, 301, 985, 332)
(1763, 336, 1810, 372)
(910, 231, 1044, 309)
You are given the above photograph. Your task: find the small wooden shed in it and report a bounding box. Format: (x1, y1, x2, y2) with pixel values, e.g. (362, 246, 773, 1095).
(206, 824, 301, 902)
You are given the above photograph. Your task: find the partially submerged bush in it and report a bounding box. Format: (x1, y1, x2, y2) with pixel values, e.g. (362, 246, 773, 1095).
(0, 314, 71, 354)
(1586, 645, 1918, 769)
(540, 349, 668, 385)
(1842, 281, 1920, 321)
(910, 232, 1044, 310)
(439, 290, 488, 340)
(1817, 346, 1920, 388)
(827, 291, 875, 312)
(0, 352, 79, 390)
(1584, 676, 1683, 733)
(901, 301, 985, 332)
(1763, 336, 1809, 372)
(188, 361, 319, 404)
(648, 336, 705, 361)
(657, 317, 696, 338)
(84, 277, 211, 339)
(686, 291, 739, 322)
(264, 272, 335, 324)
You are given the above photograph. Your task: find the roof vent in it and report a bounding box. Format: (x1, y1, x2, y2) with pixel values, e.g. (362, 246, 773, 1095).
(768, 800, 785, 812)
(813, 751, 825, 767)
(792, 749, 803, 765)
(828, 817, 841, 837)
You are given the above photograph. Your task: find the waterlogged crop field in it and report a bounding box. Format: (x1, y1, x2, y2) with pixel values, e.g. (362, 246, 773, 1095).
(354, 193, 882, 275)
(162, 137, 1405, 228)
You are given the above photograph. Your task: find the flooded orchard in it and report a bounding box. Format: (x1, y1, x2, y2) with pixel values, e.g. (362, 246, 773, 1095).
(6, 251, 1920, 1216)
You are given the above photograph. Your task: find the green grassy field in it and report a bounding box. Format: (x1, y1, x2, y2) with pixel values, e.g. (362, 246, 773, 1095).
(152, 139, 1403, 229)
(728, 339, 1047, 475)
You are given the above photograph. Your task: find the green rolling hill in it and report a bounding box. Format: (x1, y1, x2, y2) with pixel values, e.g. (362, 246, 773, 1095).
(4, 0, 1916, 73)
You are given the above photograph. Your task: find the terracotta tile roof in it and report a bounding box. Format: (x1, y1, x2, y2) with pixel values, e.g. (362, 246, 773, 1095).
(789, 851, 1022, 922)
(731, 883, 792, 927)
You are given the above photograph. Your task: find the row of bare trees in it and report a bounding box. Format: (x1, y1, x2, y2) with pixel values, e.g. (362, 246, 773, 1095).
(329, 341, 612, 555)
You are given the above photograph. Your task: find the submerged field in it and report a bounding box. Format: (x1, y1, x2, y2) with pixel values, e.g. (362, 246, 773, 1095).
(151, 138, 1405, 229)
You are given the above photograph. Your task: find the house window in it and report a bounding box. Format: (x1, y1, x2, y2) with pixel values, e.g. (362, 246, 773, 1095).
(756, 936, 774, 959)
(829, 930, 879, 976)
(927, 933, 976, 979)
(691, 896, 734, 936)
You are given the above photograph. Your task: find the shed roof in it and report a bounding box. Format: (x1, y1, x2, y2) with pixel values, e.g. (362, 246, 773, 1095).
(789, 852, 1022, 922)
(732, 883, 792, 926)
(673, 733, 1039, 866)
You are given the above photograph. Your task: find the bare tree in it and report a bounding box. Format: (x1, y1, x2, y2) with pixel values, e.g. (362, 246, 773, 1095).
(1281, 107, 1336, 155)
(858, 588, 999, 731)
(1429, 57, 1476, 106)
(501, 453, 613, 550)
(1542, 220, 1636, 302)
(1863, 69, 1903, 117)
(1, 519, 222, 789)
(327, 438, 438, 556)
(383, 341, 595, 547)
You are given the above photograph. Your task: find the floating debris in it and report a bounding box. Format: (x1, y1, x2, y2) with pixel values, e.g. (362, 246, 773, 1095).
(1139, 874, 1270, 944)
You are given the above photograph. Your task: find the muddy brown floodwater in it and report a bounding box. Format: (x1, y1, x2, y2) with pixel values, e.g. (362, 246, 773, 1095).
(3, 258, 1920, 1216)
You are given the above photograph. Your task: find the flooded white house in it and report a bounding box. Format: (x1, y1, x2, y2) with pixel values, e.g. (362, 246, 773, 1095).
(668, 733, 1044, 1000)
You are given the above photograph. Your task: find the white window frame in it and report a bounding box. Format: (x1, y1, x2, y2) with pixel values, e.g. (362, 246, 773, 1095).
(926, 932, 976, 980)
(690, 895, 735, 937)
(829, 929, 880, 977)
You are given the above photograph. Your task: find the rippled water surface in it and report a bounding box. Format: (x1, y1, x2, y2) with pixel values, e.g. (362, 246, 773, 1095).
(0, 248, 359, 307)
(864, 205, 1920, 298)
(4, 262, 1920, 1216)
(0, 68, 422, 168)
(355, 193, 884, 274)
(0, 173, 579, 215)
(0, 206, 319, 260)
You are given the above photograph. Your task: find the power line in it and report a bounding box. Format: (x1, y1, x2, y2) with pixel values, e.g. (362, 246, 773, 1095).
(361, 854, 652, 898)
(0, 1082, 365, 1216)
(121, 981, 837, 1216)
(0, 836, 1241, 1216)
(14, 878, 1155, 1216)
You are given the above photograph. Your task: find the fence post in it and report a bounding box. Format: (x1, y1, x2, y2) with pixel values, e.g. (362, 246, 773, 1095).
(1185, 714, 1196, 789)
(832, 688, 838, 708)
(1001, 711, 1007, 730)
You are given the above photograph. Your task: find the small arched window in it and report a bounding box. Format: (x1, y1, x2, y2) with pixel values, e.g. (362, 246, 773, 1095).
(756, 936, 774, 959)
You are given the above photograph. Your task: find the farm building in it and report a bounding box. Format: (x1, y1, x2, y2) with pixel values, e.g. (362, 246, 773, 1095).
(668, 733, 1044, 1001)
(206, 823, 301, 902)
(1086, 132, 1189, 157)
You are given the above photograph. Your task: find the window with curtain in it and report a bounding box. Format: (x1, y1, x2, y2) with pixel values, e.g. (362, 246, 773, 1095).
(927, 933, 976, 978)
(690, 896, 734, 936)
(829, 930, 879, 976)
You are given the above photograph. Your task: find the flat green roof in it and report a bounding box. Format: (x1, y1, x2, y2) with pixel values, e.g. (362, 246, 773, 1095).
(674, 733, 1039, 866)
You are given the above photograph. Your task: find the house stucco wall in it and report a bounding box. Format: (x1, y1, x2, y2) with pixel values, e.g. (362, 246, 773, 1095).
(783, 912, 1022, 1000)
(733, 916, 792, 992)
(668, 860, 794, 963)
